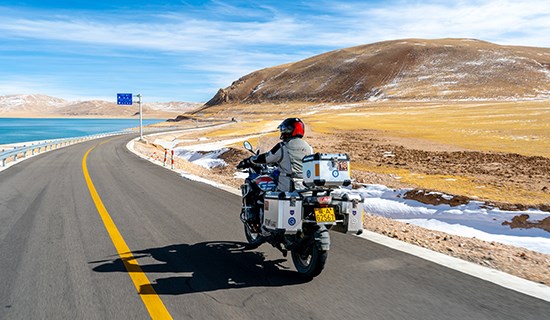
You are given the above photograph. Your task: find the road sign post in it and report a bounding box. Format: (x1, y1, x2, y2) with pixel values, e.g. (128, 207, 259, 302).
(137, 94, 143, 141)
(117, 93, 143, 141)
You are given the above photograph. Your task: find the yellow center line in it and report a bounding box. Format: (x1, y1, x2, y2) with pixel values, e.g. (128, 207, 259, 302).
(82, 143, 172, 320)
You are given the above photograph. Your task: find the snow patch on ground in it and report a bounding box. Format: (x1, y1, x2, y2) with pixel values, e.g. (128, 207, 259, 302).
(153, 136, 550, 255)
(163, 131, 276, 169)
(355, 184, 550, 254)
(399, 219, 550, 255)
(174, 148, 229, 169)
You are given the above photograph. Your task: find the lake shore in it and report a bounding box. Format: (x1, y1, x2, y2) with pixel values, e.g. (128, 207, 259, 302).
(0, 112, 173, 119)
(0, 117, 167, 146)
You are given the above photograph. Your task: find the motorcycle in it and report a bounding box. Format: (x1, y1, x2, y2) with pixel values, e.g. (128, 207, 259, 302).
(237, 141, 364, 278)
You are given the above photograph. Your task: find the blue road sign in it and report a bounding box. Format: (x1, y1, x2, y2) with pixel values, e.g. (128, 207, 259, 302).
(117, 93, 133, 105)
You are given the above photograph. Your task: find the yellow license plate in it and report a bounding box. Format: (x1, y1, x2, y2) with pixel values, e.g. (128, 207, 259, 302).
(314, 207, 335, 223)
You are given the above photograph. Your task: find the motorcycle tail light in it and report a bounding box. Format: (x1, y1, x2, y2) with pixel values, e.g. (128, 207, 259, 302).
(317, 196, 332, 205)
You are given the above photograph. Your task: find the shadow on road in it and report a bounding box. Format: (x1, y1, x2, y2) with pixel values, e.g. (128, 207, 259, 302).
(90, 241, 310, 295)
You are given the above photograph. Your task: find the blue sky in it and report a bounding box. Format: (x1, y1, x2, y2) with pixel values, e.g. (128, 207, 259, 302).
(0, 0, 549, 102)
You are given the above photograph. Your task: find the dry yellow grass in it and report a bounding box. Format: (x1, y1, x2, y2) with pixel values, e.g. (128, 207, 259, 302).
(205, 119, 279, 138)
(306, 100, 550, 158)
(352, 163, 550, 205)
(301, 100, 550, 205)
(184, 100, 550, 207)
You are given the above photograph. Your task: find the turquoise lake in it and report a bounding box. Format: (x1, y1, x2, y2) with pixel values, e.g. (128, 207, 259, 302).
(0, 118, 163, 145)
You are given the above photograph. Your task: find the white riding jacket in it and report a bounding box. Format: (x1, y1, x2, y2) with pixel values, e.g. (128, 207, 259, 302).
(251, 138, 313, 192)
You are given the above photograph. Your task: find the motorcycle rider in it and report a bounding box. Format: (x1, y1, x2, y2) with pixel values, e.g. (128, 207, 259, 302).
(238, 118, 313, 192)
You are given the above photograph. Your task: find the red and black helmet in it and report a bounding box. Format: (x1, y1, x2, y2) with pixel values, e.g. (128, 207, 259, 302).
(277, 118, 305, 140)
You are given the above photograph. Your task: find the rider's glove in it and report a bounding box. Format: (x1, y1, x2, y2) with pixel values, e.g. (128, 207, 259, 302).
(237, 157, 252, 169)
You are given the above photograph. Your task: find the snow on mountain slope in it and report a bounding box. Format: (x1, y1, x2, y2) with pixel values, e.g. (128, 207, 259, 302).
(0, 94, 201, 117)
(0, 94, 69, 113)
(203, 38, 550, 107)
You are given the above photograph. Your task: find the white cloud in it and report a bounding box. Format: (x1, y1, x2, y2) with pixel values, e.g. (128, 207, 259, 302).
(1, 1, 548, 53)
(321, 0, 550, 47)
(184, 50, 306, 87)
(0, 13, 307, 52)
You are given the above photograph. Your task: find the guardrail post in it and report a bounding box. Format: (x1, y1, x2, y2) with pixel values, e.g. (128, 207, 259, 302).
(14, 154, 17, 162)
(2, 158, 5, 167)
(163, 149, 167, 166)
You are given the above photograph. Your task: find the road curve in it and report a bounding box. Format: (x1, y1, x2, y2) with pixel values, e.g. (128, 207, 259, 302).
(0, 134, 548, 319)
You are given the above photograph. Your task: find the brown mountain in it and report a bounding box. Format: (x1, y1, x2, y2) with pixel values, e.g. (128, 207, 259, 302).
(203, 38, 550, 107)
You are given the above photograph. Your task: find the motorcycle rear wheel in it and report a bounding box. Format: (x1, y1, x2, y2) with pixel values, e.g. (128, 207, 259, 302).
(244, 224, 263, 249)
(291, 244, 328, 278)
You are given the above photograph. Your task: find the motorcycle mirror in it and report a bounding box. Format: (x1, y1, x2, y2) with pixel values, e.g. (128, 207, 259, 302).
(243, 141, 254, 153)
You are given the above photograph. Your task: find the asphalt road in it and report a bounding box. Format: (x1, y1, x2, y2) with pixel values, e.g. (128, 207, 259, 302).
(0, 135, 548, 320)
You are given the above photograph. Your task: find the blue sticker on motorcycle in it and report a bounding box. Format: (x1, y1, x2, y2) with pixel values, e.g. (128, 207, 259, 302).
(332, 170, 339, 177)
(290, 210, 295, 216)
(306, 170, 311, 178)
(288, 217, 296, 226)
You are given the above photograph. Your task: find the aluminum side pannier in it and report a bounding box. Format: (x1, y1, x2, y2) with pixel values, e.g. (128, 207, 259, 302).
(263, 191, 303, 233)
(330, 190, 364, 235)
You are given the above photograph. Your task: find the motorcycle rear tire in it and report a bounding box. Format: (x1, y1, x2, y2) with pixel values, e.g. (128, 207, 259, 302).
(244, 224, 263, 249)
(291, 244, 328, 278)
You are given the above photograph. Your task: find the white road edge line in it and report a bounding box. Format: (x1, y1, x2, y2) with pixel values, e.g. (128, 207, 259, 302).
(358, 231, 550, 302)
(126, 137, 550, 303)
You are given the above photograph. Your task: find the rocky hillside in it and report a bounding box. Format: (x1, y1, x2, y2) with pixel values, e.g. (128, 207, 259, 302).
(0, 94, 201, 117)
(204, 38, 550, 106)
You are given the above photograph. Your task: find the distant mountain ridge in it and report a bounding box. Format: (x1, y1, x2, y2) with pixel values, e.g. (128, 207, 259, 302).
(0, 94, 201, 117)
(204, 38, 550, 107)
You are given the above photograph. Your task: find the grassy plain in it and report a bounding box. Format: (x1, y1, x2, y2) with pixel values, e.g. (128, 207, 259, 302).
(187, 100, 550, 207)
(306, 100, 550, 158)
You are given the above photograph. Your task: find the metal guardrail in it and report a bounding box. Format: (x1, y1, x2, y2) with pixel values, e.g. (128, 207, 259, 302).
(0, 130, 130, 167)
(0, 122, 231, 168)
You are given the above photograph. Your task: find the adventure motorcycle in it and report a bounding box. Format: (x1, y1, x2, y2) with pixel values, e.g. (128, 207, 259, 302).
(237, 141, 364, 278)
